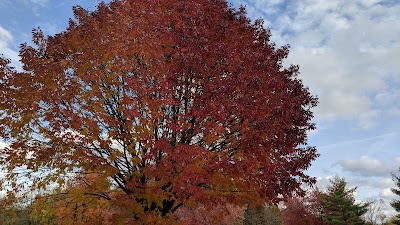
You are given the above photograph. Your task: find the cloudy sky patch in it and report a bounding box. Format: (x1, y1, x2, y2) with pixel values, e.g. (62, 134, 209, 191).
(231, 0, 400, 130)
(29, 0, 49, 7)
(0, 26, 19, 68)
(339, 156, 398, 177)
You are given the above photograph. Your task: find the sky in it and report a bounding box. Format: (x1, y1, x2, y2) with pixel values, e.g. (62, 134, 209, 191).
(1, 0, 400, 218)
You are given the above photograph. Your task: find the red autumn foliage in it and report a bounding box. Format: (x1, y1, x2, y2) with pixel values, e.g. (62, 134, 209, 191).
(174, 204, 244, 225)
(283, 189, 326, 225)
(0, 0, 318, 222)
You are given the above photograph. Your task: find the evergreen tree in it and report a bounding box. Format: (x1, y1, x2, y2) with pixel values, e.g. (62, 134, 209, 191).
(321, 176, 369, 225)
(391, 170, 400, 225)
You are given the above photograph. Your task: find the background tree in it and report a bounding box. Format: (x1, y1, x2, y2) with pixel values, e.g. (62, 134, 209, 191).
(30, 173, 117, 225)
(283, 189, 326, 225)
(364, 198, 388, 225)
(0, 193, 34, 225)
(321, 177, 369, 225)
(385, 216, 400, 225)
(173, 203, 244, 225)
(0, 0, 318, 223)
(391, 170, 400, 225)
(243, 203, 283, 225)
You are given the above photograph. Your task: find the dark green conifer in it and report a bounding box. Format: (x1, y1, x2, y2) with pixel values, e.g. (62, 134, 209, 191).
(321, 176, 369, 225)
(391, 171, 400, 225)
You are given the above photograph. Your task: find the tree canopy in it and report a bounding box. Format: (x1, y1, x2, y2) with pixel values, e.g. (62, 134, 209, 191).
(0, 0, 318, 223)
(243, 203, 283, 225)
(283, 189, 326, 225)
(321, 177, 369, 225)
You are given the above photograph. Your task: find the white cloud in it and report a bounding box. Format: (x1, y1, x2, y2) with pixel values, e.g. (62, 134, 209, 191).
(240, 0, 400, 128)
(370, 178, 396, 190)
(28, 0, 50, 16)
(0, 26, 13, 54)
(315, 91, 372, 120)
(0, 26, 12, 42)
(29, 0, 49, 7)
(0, 26, 19, 67)
(375, 90, 400, 107)
(356, 110, 380, 129)
(382, 188, 396, 198)
(338, 156, 398, 177)
(0, 141, 8, 163)
(315, 176, 336, 190)
(0, 0, 11, 8)
(40, 22, 62, 36)
(0, 141, 7, 149)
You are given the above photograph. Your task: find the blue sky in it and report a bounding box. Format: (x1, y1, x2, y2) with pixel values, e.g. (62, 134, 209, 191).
(1, 0, 400, 217)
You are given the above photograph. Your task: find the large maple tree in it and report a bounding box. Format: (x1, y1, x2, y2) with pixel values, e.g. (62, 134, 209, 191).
(0, 0, 318, 222)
